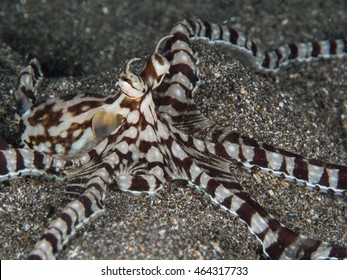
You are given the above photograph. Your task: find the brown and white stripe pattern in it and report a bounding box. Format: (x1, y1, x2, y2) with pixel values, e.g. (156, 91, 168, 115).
(15, 55, 43, 115)
(0, 148, 69, 181)
(157, 20, 347, 259)
(0, 19, 346, 260)
(213, 131, 347, 195)
(190, 169, 346, 260)
(16, 54, 131, 159)
(25, 89, 174, 259)
(174, 19, 347, 72)
(28, 162, 112, 259)
(156, 129, 347, 259)
(158, 20, 347, 195)
(19, 91, 129, 159)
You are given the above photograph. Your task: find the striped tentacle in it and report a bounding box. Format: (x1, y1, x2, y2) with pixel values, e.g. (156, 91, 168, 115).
(28, 161, 113, 259)
(205, 129, 347, 195)
(260, 38, 347, 70)
(106, 121, 171, 195)
(156, 20, 210, 133)
(168, 135, 347, 259)
(201, 177, 347, 259)
(111, 124, 171, 195)
(157, 20, 347, 194)
(102, 127, 170, 196)
(115, 173, 167, 195)
(65, 177, 92, 199)
(28, 148, 168, 259)
(0, 148, 72, 182)
(185, 125, 347, 195)
(180, 19, 347, 72)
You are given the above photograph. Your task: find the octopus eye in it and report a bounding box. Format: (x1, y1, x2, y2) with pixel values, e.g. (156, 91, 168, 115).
(119, 75, 146, 99)
(119, 58, 147, 99)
